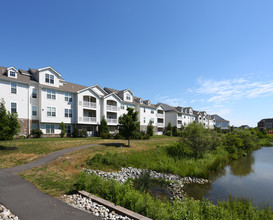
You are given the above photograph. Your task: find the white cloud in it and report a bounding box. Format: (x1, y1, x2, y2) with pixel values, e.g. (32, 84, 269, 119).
(194, 75, 273, 104)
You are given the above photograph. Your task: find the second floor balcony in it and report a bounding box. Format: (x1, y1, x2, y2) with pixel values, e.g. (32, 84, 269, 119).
(157, 113, 164, 118)
(107, 105, 119, 111)
(83, 116, 96, 123)
(83, 101, 96, 109)
(157, 122, 164, 127)
(107, 118, 118, 124)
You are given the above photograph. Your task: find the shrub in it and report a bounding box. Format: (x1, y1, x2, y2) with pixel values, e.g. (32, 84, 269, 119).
(172, 126, 178, 136)
(147, 121, 154, 136)
(72, 128, 88, 138)
(165, 130, 172, 136)
(59, 122, 65, 138)
(99, 116, 109, 137)
(143, 134, 150, 140)
(31, 128, 43, 138)
(100, 132, 112, 139)
(132, 132, 142, 140)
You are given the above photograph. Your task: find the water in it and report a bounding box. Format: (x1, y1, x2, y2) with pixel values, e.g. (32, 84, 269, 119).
(184, 147, 273, 208)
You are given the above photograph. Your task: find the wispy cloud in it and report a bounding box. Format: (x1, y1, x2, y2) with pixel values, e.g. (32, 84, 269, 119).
(155, 95, 186, 107)
(193, 75, 273, 104)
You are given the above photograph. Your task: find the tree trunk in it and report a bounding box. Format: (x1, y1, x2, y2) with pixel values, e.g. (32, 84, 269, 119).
(10, 138, 13, 147)
(128, 137, 130, 147)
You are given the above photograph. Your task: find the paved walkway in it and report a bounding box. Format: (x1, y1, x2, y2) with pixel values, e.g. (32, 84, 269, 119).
(0, 144, 100, 220)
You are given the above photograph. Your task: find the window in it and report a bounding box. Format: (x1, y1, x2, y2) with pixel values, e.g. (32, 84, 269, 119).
(47, 107, 56, 117)
(32, 106, 37, 116)
(32, 88, 37, 98)
(144, 108, 146, 113)
(10, 71, 16, 77)
(144, 117, 146, 123)
(65, 93, 72, 102)
(46, 124, 54, 134)
(178, 120, 182, 124)
(45, 74, 54, 84)
(11, 102, 17, 113)
(50, 75, 54, 84)
(64, 109, 72, 118)
(121, 104, 125, 110)
(126, 94, 131, 101)
(45, 74, 49, 83)
(151, 110, 154, 114)
(11, 83, 17, 94)
(47, 89, 56, 99)
(32, 123, 38, 130)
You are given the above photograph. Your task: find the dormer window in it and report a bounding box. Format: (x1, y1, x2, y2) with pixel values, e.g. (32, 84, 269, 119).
(45, 74, 54, 84)
(10, 71, 16, 77)
(126, 94, 131, 101)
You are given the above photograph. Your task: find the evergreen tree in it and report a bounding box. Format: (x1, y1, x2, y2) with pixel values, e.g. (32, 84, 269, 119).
(98, 116, 109, 136)
(147, 120, 154, 136)
(0, 99, 21, 146)
(165, 122, 172, 136)
(118, 107, 140, 147)
(172, 126, 178, 136)
(59, 122, 66, 138)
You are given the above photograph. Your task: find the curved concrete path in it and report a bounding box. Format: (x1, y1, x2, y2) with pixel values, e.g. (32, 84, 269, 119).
(0, 144, 100, 220)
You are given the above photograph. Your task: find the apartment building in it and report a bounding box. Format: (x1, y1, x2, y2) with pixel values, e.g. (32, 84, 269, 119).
(213, 114, 230, 130)
(0, 65, 219, 137)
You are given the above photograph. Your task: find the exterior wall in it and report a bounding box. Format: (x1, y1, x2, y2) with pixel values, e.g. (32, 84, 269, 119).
(0, 80, 29, 119)
(37, 69, 61, 88)
(165, 112, 177, 127)
(123, 91, 133, 102)
(77, 89, 101, 125)
(139, 106, 156, 128)
(40, 88, 76, 124)
(103, 95, 121, 126)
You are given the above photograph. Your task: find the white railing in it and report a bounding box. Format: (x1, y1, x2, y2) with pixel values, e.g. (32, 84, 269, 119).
(157, 123, 164, 127)
(83, 101, 96, 108)
(157, 113, 164, 118)
(83, 117, 96, 122)
(107, 105, 118, 111)
(177, 115, 182, 118)
(107, 118, 118, 124)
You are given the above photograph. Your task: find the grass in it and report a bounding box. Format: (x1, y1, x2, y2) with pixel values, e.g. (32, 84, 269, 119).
(0, 136, 179, 168)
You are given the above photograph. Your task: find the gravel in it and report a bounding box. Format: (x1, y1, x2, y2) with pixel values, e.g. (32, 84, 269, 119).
(62, 194, 132, 220)
(0, 204, 19, 220)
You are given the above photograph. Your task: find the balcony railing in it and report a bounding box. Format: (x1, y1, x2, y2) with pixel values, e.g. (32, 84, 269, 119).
(83, 116, 96, 123)
(107, 118, 118, 124)
(157, 123, 164, 127)
(83, 101, 96, 108)
(157, 113, 164, 118)
(107, 105, 118, 111)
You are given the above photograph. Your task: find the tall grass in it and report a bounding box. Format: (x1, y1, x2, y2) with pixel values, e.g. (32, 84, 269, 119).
(75, 172, 273, 220)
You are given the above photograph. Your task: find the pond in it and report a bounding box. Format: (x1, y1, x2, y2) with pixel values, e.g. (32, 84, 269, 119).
(184, 147, 273, 208)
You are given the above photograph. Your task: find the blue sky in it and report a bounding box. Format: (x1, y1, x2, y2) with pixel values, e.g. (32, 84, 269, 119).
(1, 0, 273, 127)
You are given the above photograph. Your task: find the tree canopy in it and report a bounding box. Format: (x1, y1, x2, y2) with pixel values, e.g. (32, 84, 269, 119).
(118, 107, 140, 147)
(0, 99, 21, 146)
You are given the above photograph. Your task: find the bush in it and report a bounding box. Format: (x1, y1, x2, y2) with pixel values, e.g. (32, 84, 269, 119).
(100, 133, 112, 139)
(165, 130, 172, 136)
(132, 132, 142, 140)
(172, 126, 178, 136)
(72, 128, 88, 138)
(59, 122, 65, 138)
(31, 128, 43, 138)
(147, 121, 154, 136)
(113, 133, 123, 139)
(143, 134, 150, 140)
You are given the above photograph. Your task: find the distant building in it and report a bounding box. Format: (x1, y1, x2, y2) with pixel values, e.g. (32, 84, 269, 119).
(212, 114, 230, 130)
(257, 118, 273, 130)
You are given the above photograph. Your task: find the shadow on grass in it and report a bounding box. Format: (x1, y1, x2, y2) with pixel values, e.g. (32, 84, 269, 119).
(0, 145, 18, 151)
(100, 143, 127, 148)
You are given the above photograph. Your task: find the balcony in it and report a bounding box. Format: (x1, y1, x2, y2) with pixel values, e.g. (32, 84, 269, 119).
(83, 116, 96, 123)
(157, 123, 164, 127)
(107, 105, 118, 111)
(107, 118, 118, 124)
(157, 113, 164, 118)
(83, 101, 96, 109)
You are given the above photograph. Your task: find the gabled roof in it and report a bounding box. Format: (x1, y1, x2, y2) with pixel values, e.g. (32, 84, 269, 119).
(0, 66, 36, 85)
(38, 67, 63, 79)
(212, 114, 229, 122)
(104, 92, 123, 102)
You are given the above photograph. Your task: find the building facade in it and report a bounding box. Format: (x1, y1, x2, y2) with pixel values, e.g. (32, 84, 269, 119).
(0, 65, 220, 137)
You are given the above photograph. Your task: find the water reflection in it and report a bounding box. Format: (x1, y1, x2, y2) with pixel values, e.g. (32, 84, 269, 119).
(184, 147, 273, 208)
(229, 154, 255, 176)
